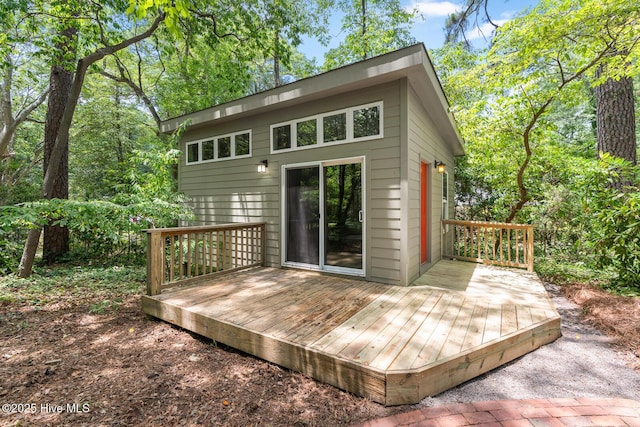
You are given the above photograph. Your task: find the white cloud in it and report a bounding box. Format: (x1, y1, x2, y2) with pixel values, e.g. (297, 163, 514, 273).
(410, 1, 462, 18)
(466, 19, 509, 41)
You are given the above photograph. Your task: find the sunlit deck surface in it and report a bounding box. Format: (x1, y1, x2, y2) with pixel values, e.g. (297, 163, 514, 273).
(141, 260, 561, 405)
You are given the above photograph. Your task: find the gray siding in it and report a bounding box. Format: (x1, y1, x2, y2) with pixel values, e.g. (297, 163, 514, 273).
(405, 85, 455, 284)
(179, 81, 402, 283)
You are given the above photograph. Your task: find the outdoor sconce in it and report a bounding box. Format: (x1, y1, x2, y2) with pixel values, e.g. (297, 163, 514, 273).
(257, 159, 268, 173)
(434, 160, 446, 174)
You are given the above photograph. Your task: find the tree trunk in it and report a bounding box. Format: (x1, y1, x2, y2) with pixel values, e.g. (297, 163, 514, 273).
(42, 48, 74, 263)
(17, 12, 166, 278)
(361, 0, 367, 59)
(596, 74, 637, 165)
(273, 31, 281, 87)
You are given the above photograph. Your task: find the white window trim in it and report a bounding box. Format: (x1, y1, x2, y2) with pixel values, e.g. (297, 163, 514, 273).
(280, 156, 366, 277)
(270, 101, 383, 154)
(186, 141, 201, 164)
(185, 130, 252, 165)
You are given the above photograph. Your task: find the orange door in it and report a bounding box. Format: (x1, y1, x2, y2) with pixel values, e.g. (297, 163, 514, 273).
(420, 162, 428, 264)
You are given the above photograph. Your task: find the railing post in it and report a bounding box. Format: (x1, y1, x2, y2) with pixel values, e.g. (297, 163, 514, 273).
(260, 223, 267, 266)
(146, 231, 164, 296)
(527, 225, 534, 272)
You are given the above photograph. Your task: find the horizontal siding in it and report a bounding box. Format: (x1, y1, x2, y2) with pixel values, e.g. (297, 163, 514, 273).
(405, 86, 456, 283)
(369, 247, 400, 259)
(369, 208, 401, 220)
(179, 80, 402, 281)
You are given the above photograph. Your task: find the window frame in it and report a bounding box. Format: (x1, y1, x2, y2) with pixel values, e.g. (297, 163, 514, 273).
(184, 130, 252, 165)
(269, 101, 383, 154)
(322, 111, 348, 144)
(235, 132, 251, 156)
(352, 104, 382, 142)
(186, 141, 200, 163)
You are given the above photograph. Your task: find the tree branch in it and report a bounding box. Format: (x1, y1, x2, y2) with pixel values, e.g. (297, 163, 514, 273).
(1, 57, 13, 128)
(483, 1, 499, 29)
(18, 11, 167, 278)
(190, 10, 244, 41)
(1, 55, 50, 157)
(504, 42, 619, 222)
(99, 69, 162, 129)
(15, 85, 50, 124)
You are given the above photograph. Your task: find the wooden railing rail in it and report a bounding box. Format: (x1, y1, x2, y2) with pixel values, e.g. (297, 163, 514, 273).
(442, 220, 534, 272)
(146, 222, 266, 295)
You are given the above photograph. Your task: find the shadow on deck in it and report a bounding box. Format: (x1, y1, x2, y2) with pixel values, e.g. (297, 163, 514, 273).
(141, 260, 561, 405)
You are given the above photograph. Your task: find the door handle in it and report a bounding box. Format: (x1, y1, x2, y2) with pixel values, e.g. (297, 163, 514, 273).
(358, 210, 363, 223)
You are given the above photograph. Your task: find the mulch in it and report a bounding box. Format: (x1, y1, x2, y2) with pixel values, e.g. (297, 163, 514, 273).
(0, 297, 403, 426)
(562, 283, 640, 369)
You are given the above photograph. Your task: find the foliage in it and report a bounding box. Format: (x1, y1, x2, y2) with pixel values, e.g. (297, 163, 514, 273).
(436, 0, 639, 223)
(434, 0, 639, 294)
(247, 47, 318, 93)
(0, 118, 44, 205)
(0, 198, 193, 272)
(2, 0, 333, 277)
(322, 0, 416, 69)
(0, 263, 145, 306)
(581, 155, 640, 293)
(124, 0, 326, 118)
(152, 38, 256, 118)
(0, 1, 50, 203)
(535, 253, 615, 288)
(71, 73, 161, 199)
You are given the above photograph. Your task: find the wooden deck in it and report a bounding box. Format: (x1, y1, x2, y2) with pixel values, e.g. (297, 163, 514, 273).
(141, 260, 561, 405)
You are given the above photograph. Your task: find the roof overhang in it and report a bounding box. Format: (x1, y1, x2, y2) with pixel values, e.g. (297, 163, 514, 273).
(160, 43, 464, 156)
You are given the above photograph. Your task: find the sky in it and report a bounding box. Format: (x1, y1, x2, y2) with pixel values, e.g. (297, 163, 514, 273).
(298, 0, 539, 62)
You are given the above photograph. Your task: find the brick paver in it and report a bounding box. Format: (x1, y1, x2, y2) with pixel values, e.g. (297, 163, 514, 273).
(352, 398, 640, 427)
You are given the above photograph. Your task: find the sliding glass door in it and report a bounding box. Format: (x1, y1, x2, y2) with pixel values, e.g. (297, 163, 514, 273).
(284, 158, 364, 275)
(285, 166, 320, 265)
(324, 163, 362, 270)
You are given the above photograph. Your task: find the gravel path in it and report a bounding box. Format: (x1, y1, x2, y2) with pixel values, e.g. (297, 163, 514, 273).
(421, 282, 640, 406)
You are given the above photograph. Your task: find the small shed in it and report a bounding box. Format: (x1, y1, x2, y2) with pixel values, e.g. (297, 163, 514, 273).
(161, 43, 464, 286)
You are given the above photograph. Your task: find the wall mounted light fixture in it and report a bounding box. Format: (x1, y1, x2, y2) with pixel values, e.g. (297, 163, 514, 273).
(257, 159, 268, 173)
(434, 160, 446, 174)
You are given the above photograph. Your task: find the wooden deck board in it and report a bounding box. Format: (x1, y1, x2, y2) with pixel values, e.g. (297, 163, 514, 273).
(337, 289, 422, 361)
(280, 281, 383, 345)
(412, 295, 467, 368)
(311, 286, 411, 354)
(142, 260, 562, 405)
(354, 290, 430, 368)
(387, 293, 455, 371)
(501, 304, 519, 336)
(482, 304, 503, 344)
(223, 276, 328, 327)
(253, 276, 364, 335)
(460, 300, 489, 352)
(438, 297, 477, 360)
(368, 291, 441, 370)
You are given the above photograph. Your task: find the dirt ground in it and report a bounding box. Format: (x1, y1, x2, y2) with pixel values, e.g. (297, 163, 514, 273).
(1, 282, 638, 427)
(0, 295, 407, 427)
(561, 283, 640, 369)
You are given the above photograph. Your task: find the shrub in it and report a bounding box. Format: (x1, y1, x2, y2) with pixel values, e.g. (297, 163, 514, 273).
(0, 198, 193, 272)
(582, 154, 640, 294)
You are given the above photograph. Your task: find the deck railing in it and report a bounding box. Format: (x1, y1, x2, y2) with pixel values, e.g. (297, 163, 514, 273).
(442, 220, 534, 272)
(146, 222, 266, 295)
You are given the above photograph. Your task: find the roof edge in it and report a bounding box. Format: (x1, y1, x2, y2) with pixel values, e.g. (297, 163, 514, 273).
(160, 43, 464, 155)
